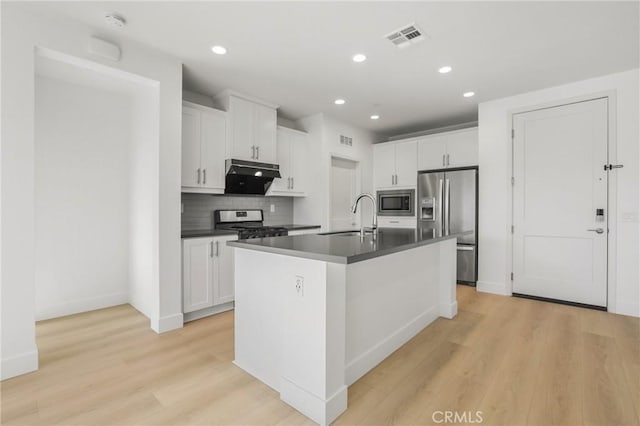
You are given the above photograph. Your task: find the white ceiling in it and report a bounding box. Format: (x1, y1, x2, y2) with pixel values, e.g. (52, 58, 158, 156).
(18, 1, 639, 138)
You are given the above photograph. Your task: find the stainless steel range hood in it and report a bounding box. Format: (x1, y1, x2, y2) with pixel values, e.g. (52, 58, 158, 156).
(225, 159, 281, 195)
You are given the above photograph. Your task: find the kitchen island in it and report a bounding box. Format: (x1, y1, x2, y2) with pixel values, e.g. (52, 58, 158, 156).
(228, 228, 458, 425)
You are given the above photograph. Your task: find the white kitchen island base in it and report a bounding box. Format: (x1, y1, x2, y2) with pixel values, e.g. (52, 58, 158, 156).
(232, 235, 457, 425)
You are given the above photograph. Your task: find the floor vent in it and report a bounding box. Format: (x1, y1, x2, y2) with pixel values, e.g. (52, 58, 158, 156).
(385, 23, 426, 48)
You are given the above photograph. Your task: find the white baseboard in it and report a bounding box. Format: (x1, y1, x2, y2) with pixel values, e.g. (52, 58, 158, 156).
(345, 307, 438, 386)
(477, 280, 511, 296)
(1, 350, 38, 380)
(35, 292, 129, 321)
(280, 376, 347, 426)
(612, 301, 640, 318)
(184, 302, 234, 323)
(440, 301, 458, 319)
(151, 312, 183, 333)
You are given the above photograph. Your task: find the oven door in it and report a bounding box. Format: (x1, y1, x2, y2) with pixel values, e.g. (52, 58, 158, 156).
(377, 190, 415, 216)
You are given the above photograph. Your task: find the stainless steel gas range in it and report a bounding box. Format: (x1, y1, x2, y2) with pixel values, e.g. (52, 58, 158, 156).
(214, 209, 288, 239)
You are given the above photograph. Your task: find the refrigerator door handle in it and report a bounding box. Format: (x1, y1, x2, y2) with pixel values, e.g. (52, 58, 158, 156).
(444, 179, 451, 234)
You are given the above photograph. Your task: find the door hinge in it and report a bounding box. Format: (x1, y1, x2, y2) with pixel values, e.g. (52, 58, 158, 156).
(604, 164, 624, 171)
(511, 225, 514, 234)
(511, 176, 515, 185)
(511, 128, 515, 139)
(510, 272, 514, 281)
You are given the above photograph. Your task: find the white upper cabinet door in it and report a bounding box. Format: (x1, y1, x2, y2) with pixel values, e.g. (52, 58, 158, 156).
(213, 236, 235, 305)
(270, 127, 291, 192)
(417, 134, 448, 171)
(289, 130, 308, 194)
(254, 103, 277, 163)
(374, 143, 397, 189)
(394, 140, 418, 187)
(228, 96, 256, 161)
(181, 106, 202, 188)
(446, 128, 478, 167)
(182, 238, 215, 313)
(199, 109, 227, 191)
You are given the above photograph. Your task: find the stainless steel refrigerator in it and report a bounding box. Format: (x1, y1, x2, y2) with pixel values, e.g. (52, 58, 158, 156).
(418, 168, 478, 284)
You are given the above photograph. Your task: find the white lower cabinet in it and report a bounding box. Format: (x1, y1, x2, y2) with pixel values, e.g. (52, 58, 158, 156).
(378, 216, 417, 228)
(182, 235, 235, 313)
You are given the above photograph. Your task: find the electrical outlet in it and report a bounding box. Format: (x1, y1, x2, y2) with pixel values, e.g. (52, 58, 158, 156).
(270, 204, 275, 213)
(295, 275, 304, 297)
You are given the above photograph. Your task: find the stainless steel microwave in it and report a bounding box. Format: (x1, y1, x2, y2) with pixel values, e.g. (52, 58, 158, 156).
(376, 189, 415, 216)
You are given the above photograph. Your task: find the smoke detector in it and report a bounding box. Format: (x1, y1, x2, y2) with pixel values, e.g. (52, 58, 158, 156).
(384, 23, 426, 49)
(104, 14, 126, 28)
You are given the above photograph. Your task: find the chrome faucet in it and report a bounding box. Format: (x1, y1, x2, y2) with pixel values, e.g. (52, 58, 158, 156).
(351, 193, 378, 238)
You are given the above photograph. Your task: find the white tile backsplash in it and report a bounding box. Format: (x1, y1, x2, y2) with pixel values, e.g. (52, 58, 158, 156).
(181, 193, 294, 230)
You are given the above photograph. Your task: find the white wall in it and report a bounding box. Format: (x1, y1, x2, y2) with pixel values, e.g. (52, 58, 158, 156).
(129, 85, 161, 321)
(294, 114, 375, 230)
(1, 5, 182, 380)
(478, 69, 639, 317)
(34, 76, 131, 320)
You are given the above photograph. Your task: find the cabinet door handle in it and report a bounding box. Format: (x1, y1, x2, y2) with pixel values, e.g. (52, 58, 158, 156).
(287, 177, 290, 189)
(202, 169, 206, 185)
(291, 177, 294, 189)
(442, 155, 445, 167)
(256, 146, 260, 160)
(392, 175, 394, 185)
(446, 154, 450, 166)
(215, 241, 220, 256)
(210, 241, 214, 258)
(197, 168, 201, 184)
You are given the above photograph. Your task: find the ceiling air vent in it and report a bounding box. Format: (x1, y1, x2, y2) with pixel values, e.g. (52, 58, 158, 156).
(385, 23, 426, 48)
(340, 135, 353, 147)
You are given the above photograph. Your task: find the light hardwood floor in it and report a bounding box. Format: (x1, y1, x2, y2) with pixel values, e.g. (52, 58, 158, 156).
(2, 286, 639, 426)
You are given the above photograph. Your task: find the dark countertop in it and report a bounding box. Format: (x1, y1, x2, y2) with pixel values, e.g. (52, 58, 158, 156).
(227, 228, 463, 264)
(181, 224, 321, 239)
(181, 229, 238, 239)
(276, 224, 322, 231)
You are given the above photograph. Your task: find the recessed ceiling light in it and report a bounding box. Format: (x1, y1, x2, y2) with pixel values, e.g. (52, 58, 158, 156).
(463, 91, 475, 98)
(211, 45, 227, 55)
(334, 99, 346, 105)
(352, 54, 367, 63)
(104, 14, 126, 28)
(438, 66, 452, 74)
(370, 115, 380, 120)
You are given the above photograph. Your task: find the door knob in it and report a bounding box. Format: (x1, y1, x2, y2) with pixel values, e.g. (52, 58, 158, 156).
(587, 228, 604, 234)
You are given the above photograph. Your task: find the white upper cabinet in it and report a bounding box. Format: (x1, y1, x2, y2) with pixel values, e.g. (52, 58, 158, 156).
(394, 140, 418, 187)
(182, 102, 226, 194)
(416, 133, 447, 170)
(446, 128, 478, 168)
(417, 127, 478, 170)
(268, 126, 308, 196)
(217, 92, 278, 164)
(373, 140, 417, 189)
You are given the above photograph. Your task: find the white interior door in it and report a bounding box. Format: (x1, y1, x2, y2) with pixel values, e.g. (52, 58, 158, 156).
(512, 98, 608, 307)
(330, 157, 359, 231)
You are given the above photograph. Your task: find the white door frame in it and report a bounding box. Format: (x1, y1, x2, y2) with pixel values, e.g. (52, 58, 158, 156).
(507, 90, 618, 311)
(328, 153, 361, 231)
